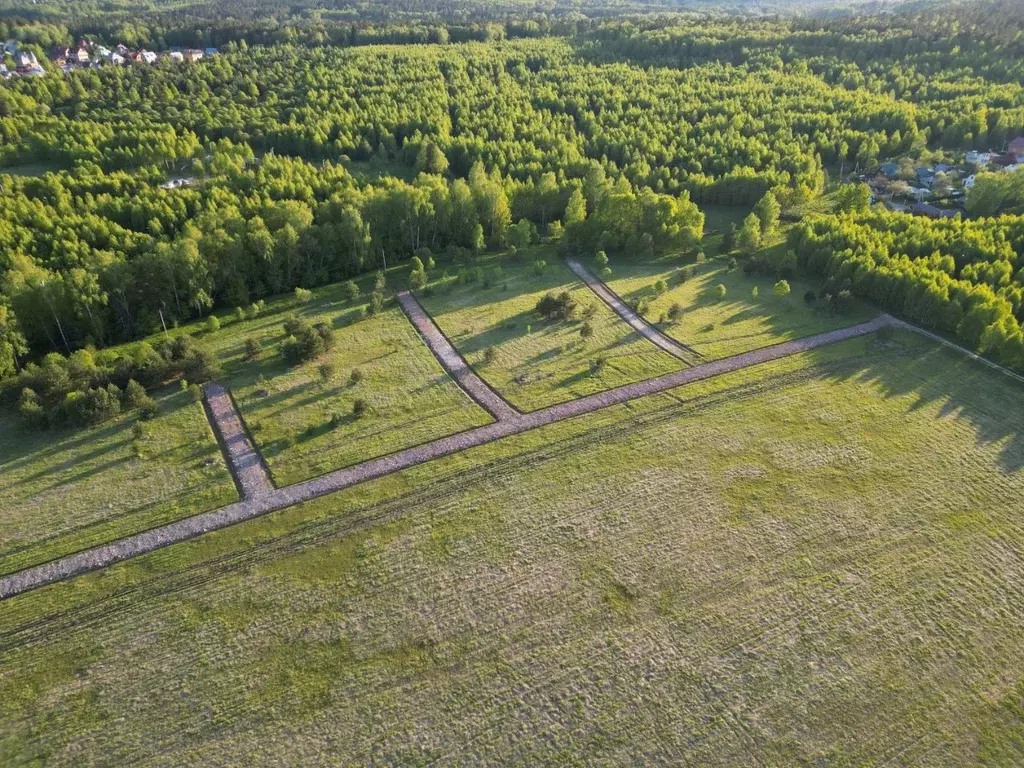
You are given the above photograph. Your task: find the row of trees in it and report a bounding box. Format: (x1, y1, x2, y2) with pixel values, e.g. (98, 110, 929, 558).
(790, 211, 1024, 371)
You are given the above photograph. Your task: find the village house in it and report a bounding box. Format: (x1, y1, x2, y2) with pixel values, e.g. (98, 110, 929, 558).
(966, 150, 993, 166)
(182, 49, 204, 62)
(74, 46, 90, 64)
(4, 40, 18, 55)
(1009, 137, 1024, 160)
(141, 50, 157, 64)
(912, 202, 958, 219)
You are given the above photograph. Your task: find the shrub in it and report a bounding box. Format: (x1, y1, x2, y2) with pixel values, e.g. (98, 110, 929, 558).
(188, 383, 203, 403)
(595, 250, 609, 269)
(282, 321, 335, 364)
(536, 291, 578, 321)
(206, 315, 221, 333)
(234, 307, 246, 323)
(667, 302, 683, 320)
(654, 278, 668, 294)
(579, 321, 594, 340)
(123, 378, 154, 413)
(244, 337, 262, 361)
(374, 271, 386, 292)
(368, 290, 385, 315)
(17, 388, 47, 430)
(532, 259, 547, 277)
(483, 346, 497, 364)
(714, 284, 728, 300)
(349, 368, 363, 385)
(352, 398, 368, 418)
(590, 357, 608, 375)
(318, 361, 336, 383)
(248, 300, 265, 318)
(773, 279, 792, 299)
(600, 266, 612, 278)
(345, 280, 360, 302)
(294, 287, 314, 303)
(181, 347, 221, 383)
(60, 386, 121, 428)
(751, 286, 760, 299)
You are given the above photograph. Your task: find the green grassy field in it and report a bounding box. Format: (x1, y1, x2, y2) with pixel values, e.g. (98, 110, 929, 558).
(417, 248, 684, 410)
(195, 279, 492, 486)
(3, 328, 1022, 765)
(0, 387, 236, 576)
(602, 252, 877, 359)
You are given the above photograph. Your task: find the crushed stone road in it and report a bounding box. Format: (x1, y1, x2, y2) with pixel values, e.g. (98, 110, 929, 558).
(0, 314, 890, 600)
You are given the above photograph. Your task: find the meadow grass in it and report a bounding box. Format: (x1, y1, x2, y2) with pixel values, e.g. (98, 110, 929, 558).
(417, 248, 683, 410)
(0, 386, 236, 576)
(2, 330, 1022, 765)
(602, 250, 876, 359)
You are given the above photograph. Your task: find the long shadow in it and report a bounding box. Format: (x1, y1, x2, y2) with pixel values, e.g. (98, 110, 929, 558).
(805, 330, 1024, 474)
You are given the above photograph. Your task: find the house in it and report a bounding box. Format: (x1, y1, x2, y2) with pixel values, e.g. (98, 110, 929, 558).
(915, 167, 935, 186)
(74, 46, 90, 64)
(964, 174, 976, 190)
(51, 45, 71, 64)
(126, 51, 144, 63)
(934, 163, 953, 174)
(908, 186, 931, 201)
(115, 43, 129, 55)
(4, 40, 18, 54)
(0, 63, 10, 79)
(15, 51, 38, 69)
(96, 46, 111, 58)
(912, 202, 957, 219)
(141, 50, 157, 64)
(204, 47, 218, 56)
(966, 150, 993, 166)
(169, 51, 184, 62)
(109, 52, 125, 65)
(878, 162, 899, 177)
(1008, 137, 1024, 158)
(182, 49, 203, 62)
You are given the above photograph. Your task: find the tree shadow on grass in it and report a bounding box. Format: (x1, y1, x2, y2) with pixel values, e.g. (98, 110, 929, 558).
(808, 330, 1024, 474)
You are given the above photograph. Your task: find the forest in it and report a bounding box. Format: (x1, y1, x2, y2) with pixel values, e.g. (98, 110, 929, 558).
(1, 2, 1024, 394)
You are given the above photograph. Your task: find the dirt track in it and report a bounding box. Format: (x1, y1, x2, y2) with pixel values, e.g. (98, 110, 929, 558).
(0, 314, 889, 600)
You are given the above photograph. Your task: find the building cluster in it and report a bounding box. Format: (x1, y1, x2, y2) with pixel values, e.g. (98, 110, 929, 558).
(50, 40, 216, 72)
(0, 40, 45, 78)
(862, 137, 1024, 219)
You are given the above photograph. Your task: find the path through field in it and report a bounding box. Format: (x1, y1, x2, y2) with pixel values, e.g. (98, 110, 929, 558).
(565, 257, 702, 361)
(202, 383, 274, 499)
(397, 290, 519, 421)
(0, 314, 890, 600)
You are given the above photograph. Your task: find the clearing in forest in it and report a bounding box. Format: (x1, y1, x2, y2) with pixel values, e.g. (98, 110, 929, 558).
(2, 330, 1022, 764)
(203, 280, 493, 486)
(416, 248, 684, 411)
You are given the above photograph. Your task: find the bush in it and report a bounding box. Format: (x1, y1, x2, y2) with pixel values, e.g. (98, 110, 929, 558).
(714, 284, 728, 300)
(536, 291, 578, 321)
(244, 337, 262, 361)
(595, 250, 609, 268)
(294, 287, 314, 303)
(345, 280, 360, 302)
(188, 383, 203, 403)
(590, 357, 608, 376)
(773, 279, 792, 299)
(579, 320, 594, 340)
(667, 302, 683, 320)
(368, 290, 385, 315)
(124, 379, 154, 413)
(600, 266, 613, 278)
(60, 386, 121, 428)
(282, 321, 335, 365)
(654, 278, 668, 294)
(352, 398, 368, 418)
(17, 388, 47, 430)
(532, 259, 547, 277)
(234, 307, 246, 323)
(349, 368, 363, 385)
(181, 347, 221, 383)
(206, 315, 221, 334)
(483, 346, 497, 364)
(751, 286, 760, 299)
(318, 361, 336, 383)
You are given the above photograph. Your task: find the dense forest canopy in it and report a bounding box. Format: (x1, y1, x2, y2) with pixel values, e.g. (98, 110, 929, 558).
(1, 0, 1024, 389)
